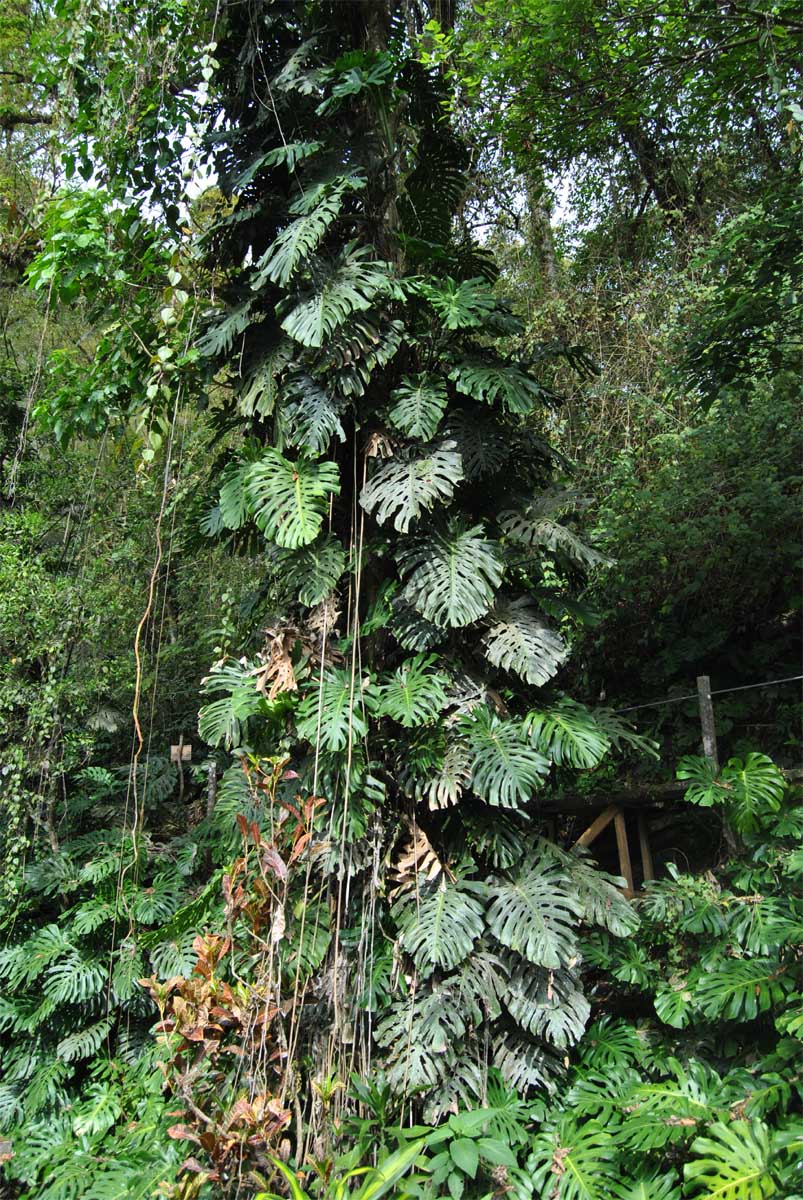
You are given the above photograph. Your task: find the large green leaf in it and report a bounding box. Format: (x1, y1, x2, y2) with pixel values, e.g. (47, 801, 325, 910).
(295, 668, 371, 751)
(360, 442, 463, 533)
(450, 359, 545, 415)
(281, 244, 393, 347)
(245, 449, 340, 548)
(483, 597, 567, 686)
(524, 700, 611, 768)
(251, 178, 349, 289)
(375, 653, 448, 727)
(504, 962, 590, 1047)
(459, 708, 549, 808)
(528, 1117, 618, 1200)
(393, 879, 486, 977)
(388, 374, 449, 440)
(419, 277, 497, 329)
(282, 373, 345, 454)
(486, 857, 582, 968)
(275, 536, 346, 605)
(399, 517, 504, 627)
(684, 1120, 778, 1200)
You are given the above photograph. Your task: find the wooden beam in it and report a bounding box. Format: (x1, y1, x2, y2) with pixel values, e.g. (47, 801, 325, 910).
(574, 803, 619, 848)
(637, 812, 654, 882)
(614, 809, 635, 892)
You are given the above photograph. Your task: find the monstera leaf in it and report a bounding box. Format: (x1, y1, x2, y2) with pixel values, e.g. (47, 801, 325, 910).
(524, 700, 611, 768)
(684, 1120, 778, 1200)
(295, 668, 371, 751)
(486, 856, 582, 968)
(445, 409, 510, 479)
(282, 373, 345, 454)
(484, 597, 568, 686)
(251, 182, 345, 288)
(504, 962, 590, 1047)
(375, 653, 448, 727)
(360, 442, 463, 533)
(281, 243, 394, 347)
(500, 489, 609, 567)
(393, 878, 486, 977)
(274, 536, 346, 605)
(388, 374, 449, 440)
(459, 708, 549, 808)
(245, 449, 340, 548)
(529, 1117, 618, 1200)
(419, 276, 497, 329)
(399, 517, 504, 627)
(450, 359, 545, 414)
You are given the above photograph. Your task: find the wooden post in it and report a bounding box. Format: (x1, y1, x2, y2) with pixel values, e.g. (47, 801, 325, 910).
(614, 809, 635, 893)
(697, 674, 738, 854)
(696, 676, 718, 771)
(574, 803, 619, 849)
(637, 813, 654, 882)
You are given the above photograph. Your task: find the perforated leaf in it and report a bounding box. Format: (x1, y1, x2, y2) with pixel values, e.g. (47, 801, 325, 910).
(445, 409, 510, 479)
(460, 707, 549, 808)
(282, 374, 345, 454)
(685, 1120, 778, 1200)
(505, 963, 590, 1047)
(245, 449, 340, 548)
(484, 597, 567, 687)
(524, 700, 611, 768)
(450, 359, 545, 415)
(251, 183, 345, 289)
(360, 442, 463, 533)
(295, 668, 371, 751)
(375, 653, 448, 727)
(388, 374, 449, 440)
(393, 879, 486, 977)
(695, 958, 796, 1021)
(420, 277, 497, 329)
(275, 536, 346, 605)
(399, 518, 504, 628)
(500, 491, 609, 566)
(281, 244, 393, 347)
(486, 857, 582, 968)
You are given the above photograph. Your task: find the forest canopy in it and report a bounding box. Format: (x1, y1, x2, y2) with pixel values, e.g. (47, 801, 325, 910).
(0, 2, 801, 1199)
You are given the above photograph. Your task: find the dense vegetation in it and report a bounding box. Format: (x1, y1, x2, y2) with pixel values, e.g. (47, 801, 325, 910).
(0, 2, 800, 1199)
